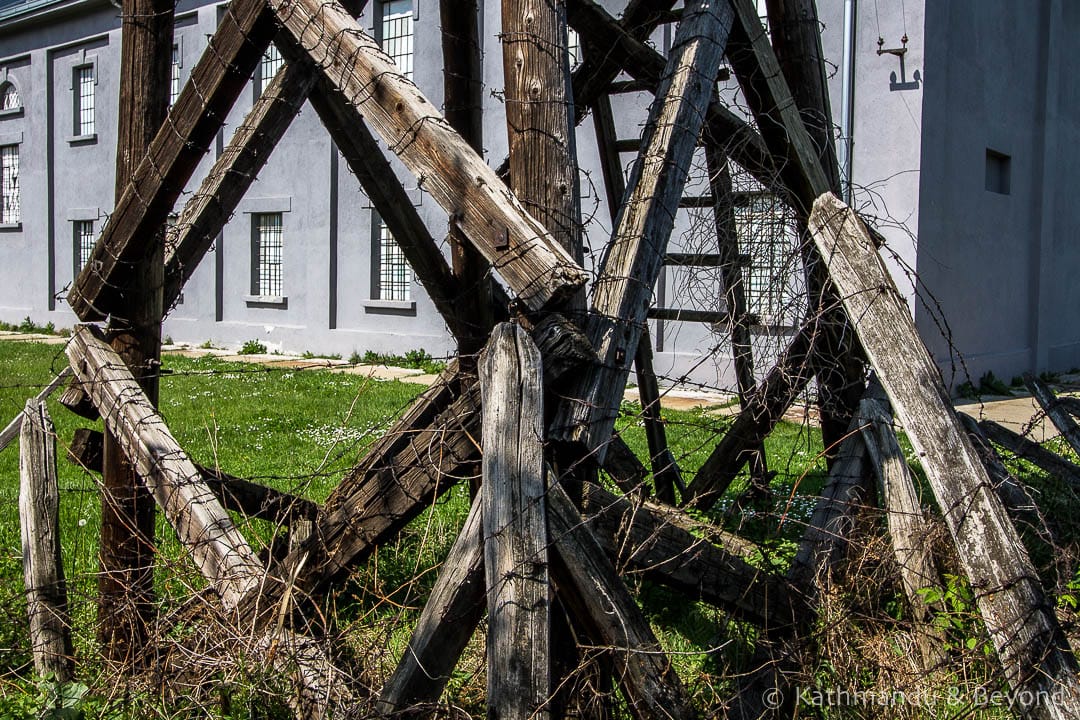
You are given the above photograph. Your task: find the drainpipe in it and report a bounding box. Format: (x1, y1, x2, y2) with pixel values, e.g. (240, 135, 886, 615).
(838, 0, 857, 201)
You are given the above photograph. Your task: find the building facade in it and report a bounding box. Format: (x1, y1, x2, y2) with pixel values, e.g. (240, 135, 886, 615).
(0, 0, 1077, 392)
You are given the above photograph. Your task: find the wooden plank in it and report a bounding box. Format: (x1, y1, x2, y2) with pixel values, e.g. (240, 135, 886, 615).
(581, 483, 803, 629)
(272, 0, 585, 312)
(553, 0, 734, 454)
(19, 399, 74, 682)
(68, 0, 277, 319)
(979, 418, 1080, 490)
(810, 193, 1080, 719)
(634, 328, 682, 503)
(567, 0, 778, 197)
(548, 481, 695, 720)
(1025, 373, 1080, 459)
(377, 495, 485, 713)
(65, 326, 263, 609)
(480, 323, 550, 719)
(0, 367, 72, 452)
(859, 395, 946, 668)
(163, 59, 317, 309)
(957, 413, 1044, 527)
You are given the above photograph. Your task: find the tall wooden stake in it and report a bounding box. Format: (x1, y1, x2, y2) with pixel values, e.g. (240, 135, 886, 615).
(98, 0, 174, 667)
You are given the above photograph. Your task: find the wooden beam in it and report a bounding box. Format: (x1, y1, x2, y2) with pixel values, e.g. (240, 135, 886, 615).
(68, 0, 277, 319)
(480, 323, 550, 719)
(271, 0, 585, 312)
(19, 399, 74, 682)
(548, 481, 695, 720)
(633, 329, 682, 503)
(810, 193, 1080, 719)
(567, 0, 778, 197)
(0, 368, 72, 452)
(99, 0, 174, 664)
(553, 0, 733, 455)
(1025, 373, 1080, 459)
(581, 483, 804, 629)
(65, 326, 263, 609)
(979, 418, 1080, 490)
(377, 495, 485, 713)
(957, 413, 1044, 527)
(163, 59, 317, 310)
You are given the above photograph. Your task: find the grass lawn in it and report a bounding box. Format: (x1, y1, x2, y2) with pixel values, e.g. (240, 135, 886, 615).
(4, 336, 1066, 718)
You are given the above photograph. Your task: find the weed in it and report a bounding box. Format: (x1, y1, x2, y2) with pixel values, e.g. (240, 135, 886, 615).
(360, 348, 445, 374)
(238, 339, 267, 355)
(301, 350, 342, 360)
(977, 371, 1011, 396)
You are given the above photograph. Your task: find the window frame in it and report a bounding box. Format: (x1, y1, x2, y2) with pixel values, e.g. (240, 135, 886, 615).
(249, 211, 286, 304)
(0, 142, 20, 228)
(72, 218, 95, 278)
(0, 80, 22, 118)
(254, 43, 283, 100)
(368, 213, 415, 311)
(71, 60, 97, 142)
(375, 0, 414, 80)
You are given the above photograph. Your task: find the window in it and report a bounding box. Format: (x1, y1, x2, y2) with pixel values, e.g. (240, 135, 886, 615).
(0, 145, 18, 224)
(256, 44, 283, 97)
(985, 148, 1011, 195)
(378, 0, 414, 79)
(74, 220, 95, 274)
(169, 45, 181, 106)
(567, 28, 582, 70)
(375, 219, 411, 301)
(252, 213, 283, 297)
(735, 192, 797, 323)
(0, 82, 19, 112)
(74, 65, 95, 136)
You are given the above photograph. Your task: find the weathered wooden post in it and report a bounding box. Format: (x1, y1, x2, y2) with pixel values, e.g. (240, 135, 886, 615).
(480, 323, 551, 719)
(98, 0, 175, 665)
(19, 399, 74, 682)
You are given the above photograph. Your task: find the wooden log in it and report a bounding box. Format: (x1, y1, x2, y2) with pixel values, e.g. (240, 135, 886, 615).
(377, 495, 485, 714)
(67, 428, 318, 523)
(548, 481, 694, 720)
(633, 329, 682, 503)
(163, 59, 317, 309)
(1025, 373, 1080, 459)
(65, 326, 263, 609)
(68, 0, 276, 319)
(1056, 394, 1080, 419)
(480, 323, 550, 719)
(581, 483, 804, 629)
(271, 0, 585, 312)
(19, 399, 74, 682)
(957, 413, 1043, 528)
(553, 0, 733, 454)
(859, 395, 946, 668)
(980, 418, 1080, 490)
(566, 0, 778, 198)
(441, 0, 492, 356)
(600, 432, 650, 495)
(0, 367, 72, 452)
(58, 381, 98, 421)
(809, 193, 1080, 719)
(100, 0, 174, 664)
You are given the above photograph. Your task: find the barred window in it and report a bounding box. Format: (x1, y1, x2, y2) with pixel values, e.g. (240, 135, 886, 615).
(170, 44, 181, 106)
(74, 220, 95, 274)
(0, 145, 18, 224)
(0, 82, 19, 111)
(252, 213, 284, 297)
(75, 65, 95, 136)
(375, 219, 411, 302)
(257, 44, 283, 96)
(378, 0, 414, 79)
(567, 28, 582, 70)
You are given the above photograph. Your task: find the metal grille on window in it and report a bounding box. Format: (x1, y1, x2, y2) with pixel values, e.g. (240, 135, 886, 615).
(256, 213, 283, 297)
(380, 0, 414, 79)
(259, 44, 283, 94)
(0, 145, 18, 224)
(0, 83, 18, 111)
(735, 190, 797, 325)
(170, 45, 181, 106)
(378, 221, 411, 301)
(75, 220, 94, 272)
(76, 66, 95, 135)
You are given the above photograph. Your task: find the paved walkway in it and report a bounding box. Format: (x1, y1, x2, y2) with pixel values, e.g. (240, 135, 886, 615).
(1, 331, 1070, 436)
